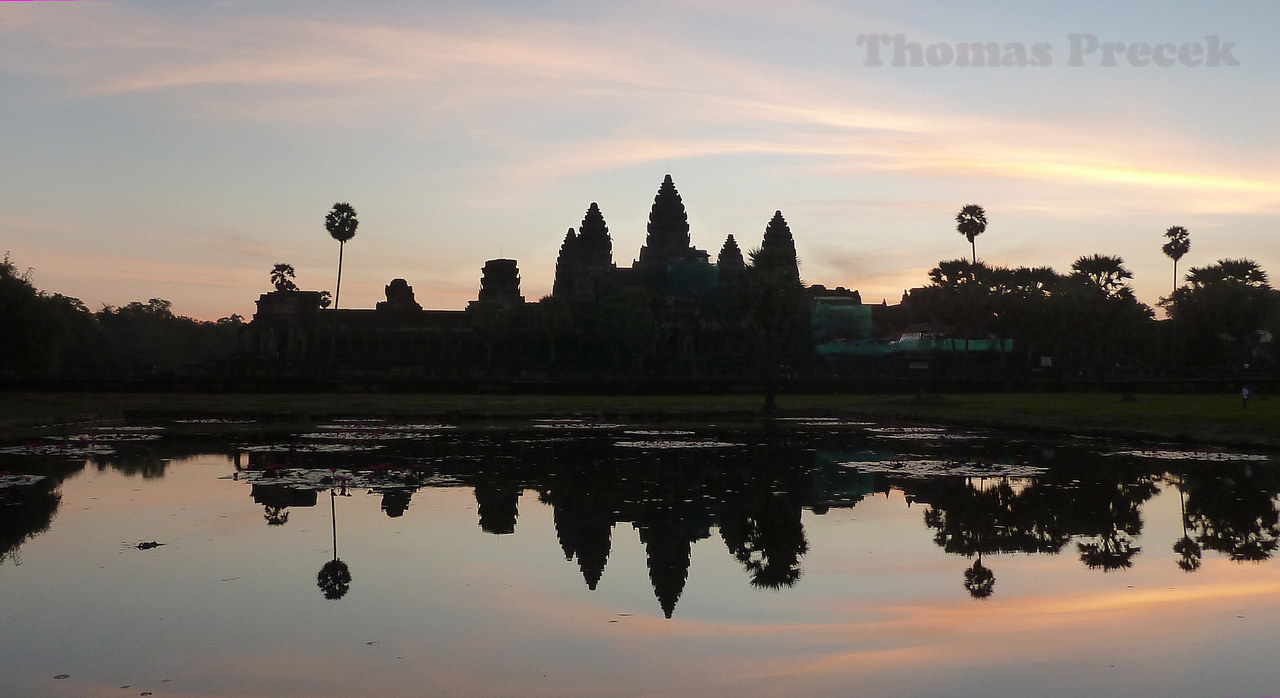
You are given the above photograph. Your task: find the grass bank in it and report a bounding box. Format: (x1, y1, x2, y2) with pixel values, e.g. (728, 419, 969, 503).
(0, 391, 1275, 448)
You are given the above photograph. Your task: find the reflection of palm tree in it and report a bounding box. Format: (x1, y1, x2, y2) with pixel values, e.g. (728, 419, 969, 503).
(720, 482, 808, 589)
(964, 554, 996, 599)
(1183, 464, 1280, 562)
(318, 558, 351, 600)
(263, 505, 289, 526)
(316, 490, 352, 600)
(1077, 531, 1140, 571)
(1174, 476, 1201, 572)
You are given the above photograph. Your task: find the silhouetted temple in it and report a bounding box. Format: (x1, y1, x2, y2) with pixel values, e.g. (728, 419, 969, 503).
(242, 175, 875, 388)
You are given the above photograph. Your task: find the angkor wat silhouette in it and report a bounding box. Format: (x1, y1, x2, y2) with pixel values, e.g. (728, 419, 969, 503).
(243, 175, 866, 387)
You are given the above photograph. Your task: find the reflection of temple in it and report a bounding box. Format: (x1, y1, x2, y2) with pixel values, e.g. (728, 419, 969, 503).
(221, 431, 1280, 615)
(240, 175, 871, 385)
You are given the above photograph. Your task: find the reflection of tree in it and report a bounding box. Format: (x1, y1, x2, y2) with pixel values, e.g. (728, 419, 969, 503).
(317, 558, 352, 600)
(720, 474, 808, 589)
(916, 467, 1159, 583)
(90, 452, 170, 479)
(1173, 536, 1202, 572)
(1183, 464, 1280, 562)
(1172, 475, 1201, 572)
(251, 484, 318, 527)
(380, 489, 411, 518)
(263, 505, 289, 526)
(1076, 531, 1140, 571)
(317, 489, 352, 600)
(921, 477, 1067, 556)
(0, 478, 62, 564)
(963, 554, 995, 599)
(1062, 476, 1156, 572)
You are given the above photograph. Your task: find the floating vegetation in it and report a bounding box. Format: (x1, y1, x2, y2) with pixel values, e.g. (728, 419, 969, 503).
(298, 431, 442, 442)
(241, 443, 385, 453)
(173, 418, 257, 424)
(0, 442, 116, 457)
(315, 423, 454, 431)
(92, 426, 165, 432)
(776, 418, 875, 427)
(864, 426, 982, 441)
(533, 420, 626, 430)
(228, 466, 460, 490)
(614, 440, 744, 449)
(64, 432, 162, 443)
(837, 458, 1047, 478)
(622, 430, 696, 436)
(0, 473, 46, 488)
(1104, 448, 1270, 462)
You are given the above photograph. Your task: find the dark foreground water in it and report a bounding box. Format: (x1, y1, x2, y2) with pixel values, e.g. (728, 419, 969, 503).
(1, 417, 1278, 697)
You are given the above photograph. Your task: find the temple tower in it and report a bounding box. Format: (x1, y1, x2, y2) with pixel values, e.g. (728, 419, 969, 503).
(552, 203, 616, 300)
(635, 174, 694, 272)
(717, 234, 745, 286)
(475, 258, 524, 306)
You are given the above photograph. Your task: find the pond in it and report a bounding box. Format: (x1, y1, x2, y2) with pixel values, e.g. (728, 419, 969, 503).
(1, 417, 1278, 697)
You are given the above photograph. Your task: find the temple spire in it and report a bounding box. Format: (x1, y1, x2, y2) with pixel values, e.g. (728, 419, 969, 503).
(758, 210, 800, 283)
(577, 202, 613, 269)
(636, 174, 691, 271)
(717, 234, 745, 286)
(552, 228, 579, 298)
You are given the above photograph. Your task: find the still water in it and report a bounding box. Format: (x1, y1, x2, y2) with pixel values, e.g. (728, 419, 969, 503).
(1, 417, 1278, 697)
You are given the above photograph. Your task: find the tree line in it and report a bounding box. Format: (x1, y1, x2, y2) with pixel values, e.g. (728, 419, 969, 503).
(0, 253, 243, 380)
(891, 208, 1278, 380)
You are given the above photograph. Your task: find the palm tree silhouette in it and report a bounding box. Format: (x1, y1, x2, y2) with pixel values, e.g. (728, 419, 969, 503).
(325, 202, 359, 309)
(1162, 226, 1191, 295)
(1070, 254, 1134, 298)
(955, 204, 987, 263)
(269, 263, 297, 292)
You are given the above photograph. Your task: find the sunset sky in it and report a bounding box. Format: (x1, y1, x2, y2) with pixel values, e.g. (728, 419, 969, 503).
(3, 1, 1277, 320)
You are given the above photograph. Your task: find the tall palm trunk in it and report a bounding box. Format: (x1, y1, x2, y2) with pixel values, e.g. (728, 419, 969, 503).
(334, 241, 345, 310)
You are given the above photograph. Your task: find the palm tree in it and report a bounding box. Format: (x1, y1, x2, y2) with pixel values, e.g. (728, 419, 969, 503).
(955, 204, 987, 263)
(1162, 226, 1191, 294)
(269, 263, 297, 292)
(1070, 254, 1133, 298)
(325, 202, 359, 309)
